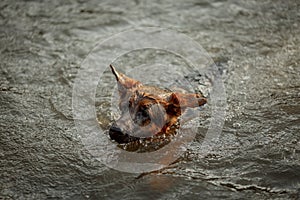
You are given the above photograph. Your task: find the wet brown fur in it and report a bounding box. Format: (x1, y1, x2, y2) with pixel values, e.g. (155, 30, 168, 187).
(109, 65, 207, 146)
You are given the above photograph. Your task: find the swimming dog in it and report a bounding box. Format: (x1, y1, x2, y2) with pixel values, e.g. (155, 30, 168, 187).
(109, 65, 207, 145)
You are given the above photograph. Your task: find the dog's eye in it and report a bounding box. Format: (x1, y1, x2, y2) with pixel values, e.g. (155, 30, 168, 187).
(134, 108, 151, 126)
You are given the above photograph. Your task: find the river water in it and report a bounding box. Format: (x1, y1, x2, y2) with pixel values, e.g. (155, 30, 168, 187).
(1, 0, 299, 199)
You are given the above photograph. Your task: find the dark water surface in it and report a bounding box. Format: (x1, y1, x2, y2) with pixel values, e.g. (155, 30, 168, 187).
(1, 0, 300, 199)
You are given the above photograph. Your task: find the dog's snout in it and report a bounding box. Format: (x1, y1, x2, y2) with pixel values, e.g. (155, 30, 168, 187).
(110, 125, 122, 134)
(109, 123, 138, 144)
(109, 124, 124, 143)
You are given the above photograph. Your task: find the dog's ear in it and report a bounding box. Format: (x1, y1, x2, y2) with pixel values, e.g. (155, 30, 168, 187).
(166, 92, 207, 115)
(110, 65, 142, 96)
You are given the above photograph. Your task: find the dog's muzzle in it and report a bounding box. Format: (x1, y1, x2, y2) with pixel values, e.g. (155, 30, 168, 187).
(109, 123, 139, 144)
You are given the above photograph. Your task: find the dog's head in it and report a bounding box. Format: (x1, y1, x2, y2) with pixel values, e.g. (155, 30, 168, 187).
(109, 65, 207, 144)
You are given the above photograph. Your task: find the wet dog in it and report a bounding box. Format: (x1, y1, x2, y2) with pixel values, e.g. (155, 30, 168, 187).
(109, 65, 207, 145)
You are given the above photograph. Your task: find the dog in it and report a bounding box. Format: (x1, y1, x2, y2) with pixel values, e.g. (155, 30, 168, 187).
(109, 65, 207, 146)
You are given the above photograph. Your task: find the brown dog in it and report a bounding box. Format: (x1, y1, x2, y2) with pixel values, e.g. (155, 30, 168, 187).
(109, 65, 207, 144)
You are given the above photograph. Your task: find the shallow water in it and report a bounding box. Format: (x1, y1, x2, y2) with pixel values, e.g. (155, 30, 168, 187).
(1, 0, 300, 199)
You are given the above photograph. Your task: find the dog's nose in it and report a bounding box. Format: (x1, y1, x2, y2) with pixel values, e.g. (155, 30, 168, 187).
(110, 125, 123, 134)
(109, 125, 124, 143)
(109, 124, 139, 144)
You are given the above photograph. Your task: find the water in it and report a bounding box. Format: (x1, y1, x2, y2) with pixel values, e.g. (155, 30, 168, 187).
(1, 0, 300, 199)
